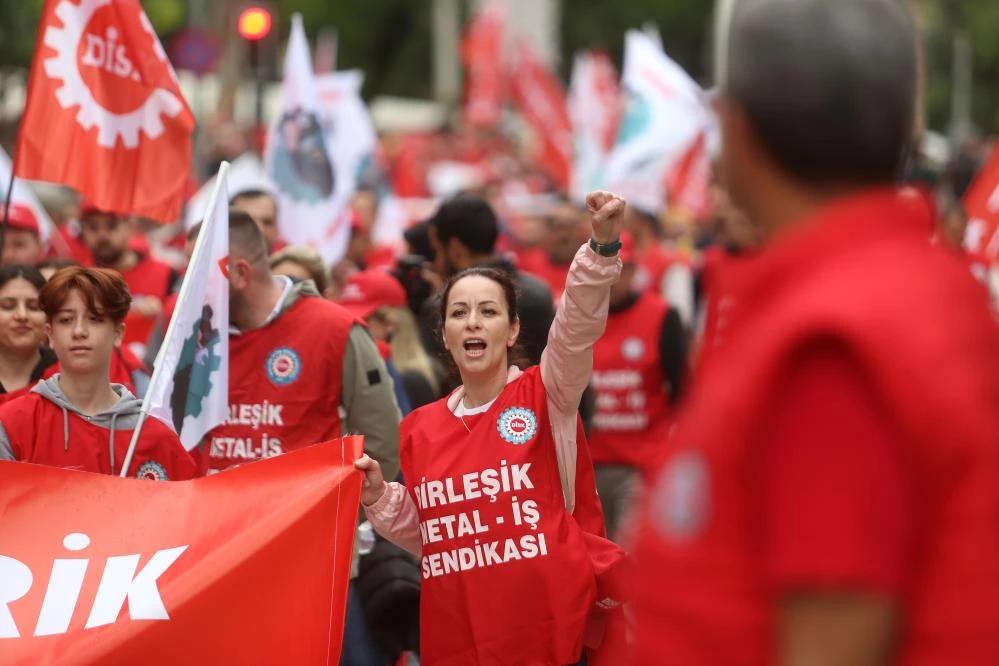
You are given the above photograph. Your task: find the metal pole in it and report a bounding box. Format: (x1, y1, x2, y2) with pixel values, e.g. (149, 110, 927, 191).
(251, 39, 265, 154)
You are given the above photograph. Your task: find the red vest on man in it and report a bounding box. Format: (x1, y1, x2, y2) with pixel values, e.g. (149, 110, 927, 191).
(589, 292, 671, 469)
(400, 367, 603, 665)
(200, 297, 354, 474)
(631, 191, 999, 666)
(517, 249, 571, 302)
(119, 255, 175, 351)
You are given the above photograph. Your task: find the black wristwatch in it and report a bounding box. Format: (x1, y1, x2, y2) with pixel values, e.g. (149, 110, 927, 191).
(589, 235, 622, 257)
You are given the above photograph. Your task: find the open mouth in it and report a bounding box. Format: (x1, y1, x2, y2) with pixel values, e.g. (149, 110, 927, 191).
(463, 338, 487, 357)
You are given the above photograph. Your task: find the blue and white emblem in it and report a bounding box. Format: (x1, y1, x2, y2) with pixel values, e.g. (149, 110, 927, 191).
(136, 460, 169, 481)
(266, 347, 301, 386)
(496, 407, 538, 445)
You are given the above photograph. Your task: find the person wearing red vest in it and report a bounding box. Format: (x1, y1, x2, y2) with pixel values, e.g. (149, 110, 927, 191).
(517, 198, 592, 303)
(356, 191, 629, 666)
(589, 233, 687, 541)
(0, 266, 195, 480)
(79, 203, 179, 358)
(200, 210, 402, 666)
(631, 2, 999, 665)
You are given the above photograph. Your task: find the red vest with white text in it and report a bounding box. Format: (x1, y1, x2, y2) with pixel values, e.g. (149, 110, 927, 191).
(401, 366, 599, 666)
(589, 291, 671, 468)
(118, 255, 175, 352)
(199, 297, 354, 474)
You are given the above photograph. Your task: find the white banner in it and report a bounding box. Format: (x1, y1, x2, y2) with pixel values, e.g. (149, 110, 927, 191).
(265, 15, 357, 265)
(603, 31, 711, 215)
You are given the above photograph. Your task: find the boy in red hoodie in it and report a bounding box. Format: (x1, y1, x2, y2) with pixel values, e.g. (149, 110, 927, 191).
(0, 267, 195, 480)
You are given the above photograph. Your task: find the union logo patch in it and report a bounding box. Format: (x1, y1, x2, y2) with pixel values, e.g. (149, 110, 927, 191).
(266, 347, 301, 386)
(496, 407, 538, 445)
(136, 460, 168, 481)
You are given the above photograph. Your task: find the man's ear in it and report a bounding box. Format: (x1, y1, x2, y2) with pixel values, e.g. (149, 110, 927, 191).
(114, 322, 125, 348)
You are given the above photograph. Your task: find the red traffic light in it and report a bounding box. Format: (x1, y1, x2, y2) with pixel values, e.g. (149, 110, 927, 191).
(238, 7, 272, 41)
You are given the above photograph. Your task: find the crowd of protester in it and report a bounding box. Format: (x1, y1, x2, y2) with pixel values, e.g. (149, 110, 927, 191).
(2, 0, 999, 664)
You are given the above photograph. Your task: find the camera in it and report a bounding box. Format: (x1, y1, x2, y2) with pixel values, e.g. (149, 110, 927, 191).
(394, 255, 433, 314)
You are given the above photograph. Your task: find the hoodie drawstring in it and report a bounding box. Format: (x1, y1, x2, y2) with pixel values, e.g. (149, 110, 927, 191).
(62, 406, 69, 452)
(109, 411, 119, 476)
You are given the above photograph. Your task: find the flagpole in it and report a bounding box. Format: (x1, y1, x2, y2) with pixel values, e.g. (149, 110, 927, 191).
(0, 166, 14, 262)
(120, 161, 231, 478)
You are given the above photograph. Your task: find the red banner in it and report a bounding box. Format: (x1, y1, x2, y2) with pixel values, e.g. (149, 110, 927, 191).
(15, 0, 194, 222)
(461, 1, 505, 128)
(509, 41, 572, 191)
(964, 145, 999, 267)
(0, 438, 362, 665)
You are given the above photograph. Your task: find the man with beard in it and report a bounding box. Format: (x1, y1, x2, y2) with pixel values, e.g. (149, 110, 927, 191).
(516, 197, 593, 303)
(79, 204, 178, 358)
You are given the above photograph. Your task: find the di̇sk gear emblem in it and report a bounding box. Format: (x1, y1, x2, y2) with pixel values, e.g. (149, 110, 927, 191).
(43, 0, 186, 149)
(496, 407, 538, 445)
(136, 460, 169, 481)
(266, 347, 302, 386)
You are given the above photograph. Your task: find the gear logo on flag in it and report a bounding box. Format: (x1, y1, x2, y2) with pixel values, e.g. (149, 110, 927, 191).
(170, 305, 223, 434)
(42, 0, 186, 149)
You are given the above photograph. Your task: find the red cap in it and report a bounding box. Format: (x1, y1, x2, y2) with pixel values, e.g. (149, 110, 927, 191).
(5, 204, 40, 236)
(337, 269, 406, 320)
(618, 231, 636, 265)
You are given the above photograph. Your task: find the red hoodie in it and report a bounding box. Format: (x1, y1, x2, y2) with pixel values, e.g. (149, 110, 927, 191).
(0, 375, 196, 480)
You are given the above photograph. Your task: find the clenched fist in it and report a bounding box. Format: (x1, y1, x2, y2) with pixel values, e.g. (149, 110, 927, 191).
(586, 191, 627, 245)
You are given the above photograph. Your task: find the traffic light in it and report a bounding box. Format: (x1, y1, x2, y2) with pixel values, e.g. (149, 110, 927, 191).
(237, 2, 278, 152)
(238, 7, 272, 41)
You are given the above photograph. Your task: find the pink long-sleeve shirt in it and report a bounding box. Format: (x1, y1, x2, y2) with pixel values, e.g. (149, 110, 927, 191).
(365, 243, 621, 555)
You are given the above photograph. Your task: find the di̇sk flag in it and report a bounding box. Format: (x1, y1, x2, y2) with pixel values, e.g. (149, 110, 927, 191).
(461, 0, 505, 128)
(265, 14, 356, 265)
(145, 164, 229, 450)
(509, 41, 572, 192)
(569, 50, 621, 204)
(603, 31, 710, 215)
(15, 0, 194, 223)
(0, 440, 363, 665)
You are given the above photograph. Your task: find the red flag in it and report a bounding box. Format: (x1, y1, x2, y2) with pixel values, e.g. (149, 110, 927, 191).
(665, 130, 712, 220)
(461, 1, 505, 128)
(964, 145, 999, 266)
(15, 0, 194, 222)
(0, 439, 362, 664)
(509, 41, 572, 191)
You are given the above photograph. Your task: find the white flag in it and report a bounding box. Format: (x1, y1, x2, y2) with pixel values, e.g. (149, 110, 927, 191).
(146, 164, 230, 450)
(603, 31, 711, 214)
(265, 14, 355, 265)
(569, 51, 621, 205)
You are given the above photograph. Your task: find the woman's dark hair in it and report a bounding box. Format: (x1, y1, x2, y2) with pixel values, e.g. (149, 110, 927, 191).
(0, 264, 45, 291)
(438, 266, 530, 371)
